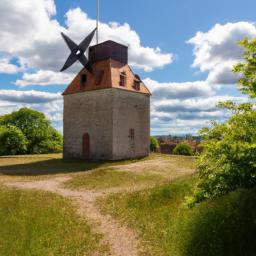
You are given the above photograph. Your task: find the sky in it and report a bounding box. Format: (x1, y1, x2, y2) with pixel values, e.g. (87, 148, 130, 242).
(0, 0, 255, 135)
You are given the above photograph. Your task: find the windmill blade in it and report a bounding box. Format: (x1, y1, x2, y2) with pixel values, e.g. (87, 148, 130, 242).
(78, 54, 89, 68)
(61, 32, 78, 52)
(79, 28, 97, 52)
(60, 53, 77, 72)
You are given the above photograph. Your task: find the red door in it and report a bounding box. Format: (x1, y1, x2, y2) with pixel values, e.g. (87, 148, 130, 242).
(82, 133, 90, 160)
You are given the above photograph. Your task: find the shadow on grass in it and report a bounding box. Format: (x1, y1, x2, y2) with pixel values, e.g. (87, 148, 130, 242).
(0, 154, 151, 176)
(0, 158, 105, 176)
(174, 187, 256, 256)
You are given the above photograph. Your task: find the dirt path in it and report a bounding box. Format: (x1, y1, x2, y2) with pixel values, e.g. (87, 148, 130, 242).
(2, 155, 196, 256)
(5, 176, 140, 256)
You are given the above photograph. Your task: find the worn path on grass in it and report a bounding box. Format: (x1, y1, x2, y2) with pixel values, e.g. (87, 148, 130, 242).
(5, 176, 140, 256)
(3, 155, 196, 256)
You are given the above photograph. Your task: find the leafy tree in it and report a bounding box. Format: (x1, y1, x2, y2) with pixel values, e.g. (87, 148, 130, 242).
(0, 125, 28, 155)
(173, 144, 193, 156)
(150, 136, 159, 152)
(233, 37, 256, 98)
(0, 108, 63, 154)
(188, 38, 256, 206)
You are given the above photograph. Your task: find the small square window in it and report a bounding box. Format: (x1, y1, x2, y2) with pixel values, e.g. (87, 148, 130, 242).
(119, 72, 127, 87)
(80, 74, 87, 87)
(129, 128, 135, 139)
(133, 80, 140, 90)
(95, 69, 104, 85)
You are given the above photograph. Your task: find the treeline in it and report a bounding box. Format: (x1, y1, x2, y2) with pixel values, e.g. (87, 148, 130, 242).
(0, 108, 62, 156)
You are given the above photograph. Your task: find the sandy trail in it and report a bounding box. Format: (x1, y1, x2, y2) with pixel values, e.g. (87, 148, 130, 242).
(6, 176, 140, 256)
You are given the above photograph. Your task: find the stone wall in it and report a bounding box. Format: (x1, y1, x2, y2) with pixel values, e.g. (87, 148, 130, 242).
(112, 89, 150, 160)
(63, 89, 113, 160)
(63, 88, 150, 160)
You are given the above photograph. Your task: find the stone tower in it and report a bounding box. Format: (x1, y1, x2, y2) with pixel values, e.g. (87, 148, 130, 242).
(63, 40, 151, 160)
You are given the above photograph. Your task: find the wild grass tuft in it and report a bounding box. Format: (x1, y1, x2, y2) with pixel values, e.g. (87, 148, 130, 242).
(64, 168, 163, 190)
(99, 175, 256, 256)
(0, 186, 107, 255)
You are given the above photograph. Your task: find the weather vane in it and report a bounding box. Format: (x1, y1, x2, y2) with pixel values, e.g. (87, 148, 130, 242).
(60, 0, 100, 72)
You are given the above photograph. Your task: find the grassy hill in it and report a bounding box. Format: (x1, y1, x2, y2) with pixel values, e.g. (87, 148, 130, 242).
(0, 153, 255, 256)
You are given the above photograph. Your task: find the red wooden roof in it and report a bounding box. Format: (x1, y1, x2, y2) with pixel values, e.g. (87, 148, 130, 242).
(62, 59, 151, 96)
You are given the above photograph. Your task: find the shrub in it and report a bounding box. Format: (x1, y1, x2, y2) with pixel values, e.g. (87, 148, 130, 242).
(173, 144, 193, 156)
(187, 107, 256, 206)
(150, 136, 159, 152)
(188, 38, 256, 206)
(0, 125, 28, 155)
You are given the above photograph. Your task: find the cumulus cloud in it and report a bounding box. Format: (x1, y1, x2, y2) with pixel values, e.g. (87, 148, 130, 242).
(0, 0, 173, 86)
(149, 95, 247, 134)
(15, 70, 74, 87)
(153, 95, 246, 114)
(65, 8, 173, 72)
(188, 22, 256, 85)
(144, 78, 214, 99)
(0, 90, 63, 132)
(0, 90, 61, 103)
(206, 61, 241, 84)
(0, 57, 21, 74)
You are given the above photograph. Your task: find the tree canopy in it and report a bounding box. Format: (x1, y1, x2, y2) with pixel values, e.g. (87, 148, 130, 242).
(150, 136, 159, 152)
(188, 38, 256, 206)
(173, 144, 193, 156)
(233, 38, 256, 98)
(0, 108, 62, 155)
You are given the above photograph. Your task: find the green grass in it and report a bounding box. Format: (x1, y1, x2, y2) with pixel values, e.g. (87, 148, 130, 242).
(64, 168, 164, 190)
(0, 153, 153, 177)
(99, 176, 256, 256)
(0, 186, 107, 255)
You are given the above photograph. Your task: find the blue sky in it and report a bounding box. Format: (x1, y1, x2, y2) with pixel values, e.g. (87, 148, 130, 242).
(0, 0, 255, 135)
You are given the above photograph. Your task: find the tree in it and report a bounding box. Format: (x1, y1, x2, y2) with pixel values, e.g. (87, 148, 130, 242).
(188, 38, 256, 206)
(0, 125, 28, 155)
(233, 37, 256, 98)
(150, 136, 159, 152)
(0, 108, 63, 154)
(173, 144, 193, 156)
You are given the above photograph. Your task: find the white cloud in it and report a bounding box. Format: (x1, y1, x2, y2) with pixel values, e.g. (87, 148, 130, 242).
(65, 8, 173, 72)
(206, 61, 241, 84)
(15, 70, 74, 87)
(0, 89, 63, 132)
(0, 0, 173, 85)
(0, 90, 61, 103)
(188, 22, 256, 85)
(0, 57, 21, 74)
(144, 78, 214, 99)
(149, 95, 248, 135)
(153, 95, 246, 113)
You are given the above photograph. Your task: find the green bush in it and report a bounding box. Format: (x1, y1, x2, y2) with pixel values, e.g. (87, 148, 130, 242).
(150, 136, 159, 152)
(0, 125, 27, 155)
(173, 144, 193, 156)
(0, 108, 63, 155)
(188, 38, 256, 206)
(188, 107, 256, 206)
